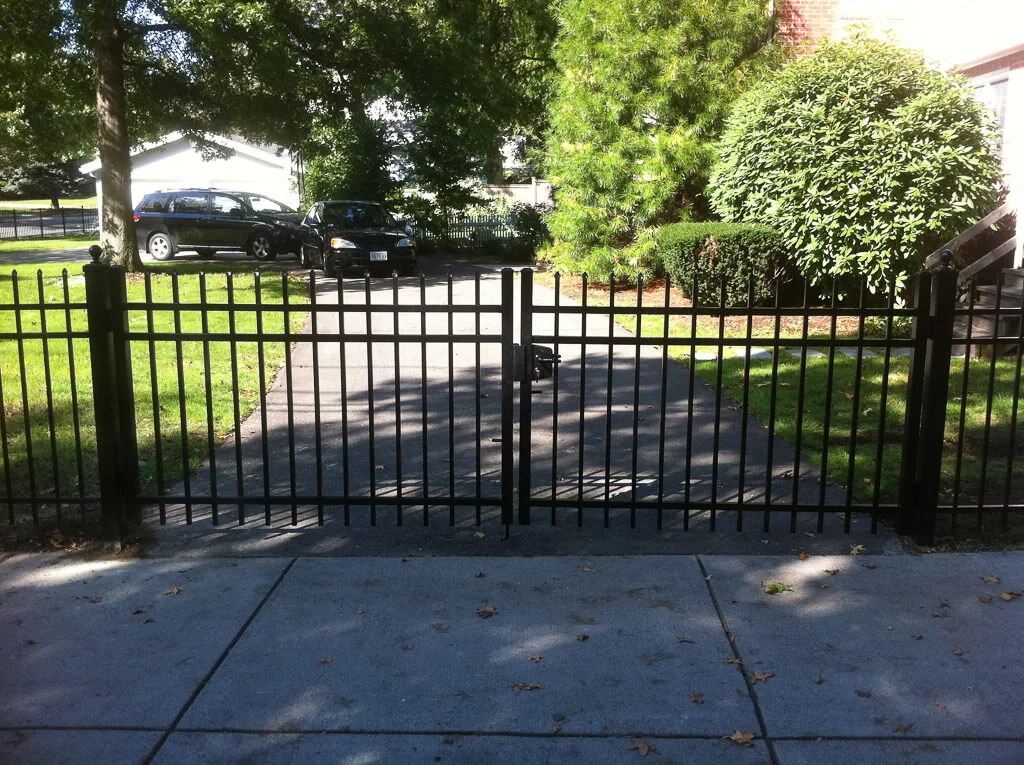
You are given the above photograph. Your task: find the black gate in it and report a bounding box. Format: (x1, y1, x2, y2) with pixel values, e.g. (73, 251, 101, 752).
(2, 256, 1022, 543)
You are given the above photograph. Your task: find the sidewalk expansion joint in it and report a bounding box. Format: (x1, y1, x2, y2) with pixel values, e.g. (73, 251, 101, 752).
(140, 557, 298, 765)
(697, 554, 781, 765)
(171, 728, 761, 739)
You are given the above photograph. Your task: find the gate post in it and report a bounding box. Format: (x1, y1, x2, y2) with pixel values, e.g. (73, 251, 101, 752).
(899, 255, 957, 543)
(518, 269, 534, 525)
(84, 248, 141, 541)
(500, 269, 515, 526)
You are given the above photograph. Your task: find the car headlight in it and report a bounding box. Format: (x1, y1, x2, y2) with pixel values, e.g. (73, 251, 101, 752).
(330, 237, 358, 249)
(396, 238, 414, 248)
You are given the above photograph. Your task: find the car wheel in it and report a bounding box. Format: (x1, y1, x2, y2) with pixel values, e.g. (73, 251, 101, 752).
(322, 252, 338, 277)
(248, 232, 277, 261)
(196, 248, 216, 259)
(299, 245, 312, 268)
(148, 232, 175, 261)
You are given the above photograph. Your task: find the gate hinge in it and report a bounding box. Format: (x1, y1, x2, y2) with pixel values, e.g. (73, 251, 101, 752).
(512, 343, 561, 382)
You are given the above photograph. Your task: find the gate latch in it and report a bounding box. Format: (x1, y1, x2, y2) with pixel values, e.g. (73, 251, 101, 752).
(513, 343, 560, 382)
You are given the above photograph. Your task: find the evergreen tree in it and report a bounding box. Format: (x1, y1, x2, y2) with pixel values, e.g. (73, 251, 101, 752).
(543, 0, 778, 278)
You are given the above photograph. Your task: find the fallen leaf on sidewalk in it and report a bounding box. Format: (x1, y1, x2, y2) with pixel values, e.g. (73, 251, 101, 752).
(857, 690, 872, 698)
(473, 531, 485, 539)
(849, 544, 868, 555)
(724, 730, 756, 748)
(319, 658, 332, 664)
(862, 563, 877, 570)
(815, 672, 825, 684)
(81, 595, 103, 604)
(551, 724, 561, 734)
(627, 739, 657, 756)
(582, 566, 595, 572)
(891, 723, 913, 734)
(798, 552, 810, 560)
(511, 682, 541, 693)
(824, 569, 839, 576)
(724, 657, 743, 665)
(751, 672, 775, 684)
(576, 634, 589, 642)
(529, 656, 544, 663)
(935, 702, 947, 709)
(476, 603, 498, 619)
(981, 576, 1000, 584)
(474, 571, 486, 578)
(1001, 592, 1022, 601)
(689, 692, 704, 704)
(163, 586, 182, 596)
(931, 611, 948, 618)
(677, 636, 695, 644)
(979, 596, 993, 604)
(763, 582, 792, 595)
(952, 649, 964, 656)
(375, 464, 384, 471)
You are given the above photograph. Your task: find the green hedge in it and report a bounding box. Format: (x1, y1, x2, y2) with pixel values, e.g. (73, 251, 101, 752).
(656, 223, 791, 305)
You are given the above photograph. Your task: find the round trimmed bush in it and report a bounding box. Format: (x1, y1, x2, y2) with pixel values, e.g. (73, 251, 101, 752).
(709, 35, 1003, 295)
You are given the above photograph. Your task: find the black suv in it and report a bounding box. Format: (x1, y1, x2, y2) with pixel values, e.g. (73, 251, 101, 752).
(298, 200, 416, 276)
(133, 189, 301, 261)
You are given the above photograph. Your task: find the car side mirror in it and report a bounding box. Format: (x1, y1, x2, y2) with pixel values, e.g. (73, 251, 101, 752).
(230, 207, 245, 219)
(404, 224, 414, 236)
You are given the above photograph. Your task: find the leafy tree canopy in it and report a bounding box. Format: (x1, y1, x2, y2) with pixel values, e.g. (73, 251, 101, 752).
(709, 34, 1003, 296)
(543, 0, 779, 279)
(0, 0, 555, 269)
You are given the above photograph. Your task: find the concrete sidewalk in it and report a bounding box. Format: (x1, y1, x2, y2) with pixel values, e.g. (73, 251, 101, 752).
(1, 552, 1022, 764)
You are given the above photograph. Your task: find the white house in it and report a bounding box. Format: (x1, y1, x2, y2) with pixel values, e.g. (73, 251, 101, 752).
(80, 132, 302, 212)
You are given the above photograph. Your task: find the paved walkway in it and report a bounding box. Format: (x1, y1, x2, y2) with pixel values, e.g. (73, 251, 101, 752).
(1, 550, 1022, 764)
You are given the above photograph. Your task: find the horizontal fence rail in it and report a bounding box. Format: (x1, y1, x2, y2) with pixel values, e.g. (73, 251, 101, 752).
(0, 207, 99, 240)
(1, 260, 1021, 543)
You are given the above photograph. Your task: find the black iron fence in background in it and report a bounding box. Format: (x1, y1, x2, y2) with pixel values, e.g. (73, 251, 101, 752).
(0, 207, 99, 240)
(415, 211, 519, 249)
(0, 257, 1021, 544)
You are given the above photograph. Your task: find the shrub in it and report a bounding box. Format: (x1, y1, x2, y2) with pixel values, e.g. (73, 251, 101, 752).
(656, 222, 791, 305)
(710, 35, 1003, 296)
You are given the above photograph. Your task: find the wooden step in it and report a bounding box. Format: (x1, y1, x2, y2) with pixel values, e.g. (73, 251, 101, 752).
(974, 284, 1024, 308)
(1002, 268, 1024, 291)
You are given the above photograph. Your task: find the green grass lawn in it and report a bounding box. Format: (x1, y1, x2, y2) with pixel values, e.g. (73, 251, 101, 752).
(0, 197, 98, 209)
(0, 262, 309, 524)
(0, 234, 96, 254)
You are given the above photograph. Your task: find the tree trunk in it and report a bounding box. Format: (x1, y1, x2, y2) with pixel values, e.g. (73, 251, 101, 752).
(94, 9, 143, 271)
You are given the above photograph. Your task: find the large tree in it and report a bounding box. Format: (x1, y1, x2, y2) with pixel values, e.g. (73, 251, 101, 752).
(543, 0, 779, 278)
(1, 0, 310, 270)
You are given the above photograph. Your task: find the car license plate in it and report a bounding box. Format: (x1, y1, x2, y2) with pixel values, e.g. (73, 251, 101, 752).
(370, 251, 388, 261)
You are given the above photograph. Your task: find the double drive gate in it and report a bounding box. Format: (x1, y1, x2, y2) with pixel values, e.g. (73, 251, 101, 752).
(2, 256, 1021, 543)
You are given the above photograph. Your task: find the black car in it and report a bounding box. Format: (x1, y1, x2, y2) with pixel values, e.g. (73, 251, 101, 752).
(133, 188, 301, 261)
(298, 200, 416, 276)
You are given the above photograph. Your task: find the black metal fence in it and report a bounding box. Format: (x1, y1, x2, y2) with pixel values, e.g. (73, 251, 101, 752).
(0, 207, 99, 240)
(0, 259, 1021, 543)
(416, 211, 519, 249)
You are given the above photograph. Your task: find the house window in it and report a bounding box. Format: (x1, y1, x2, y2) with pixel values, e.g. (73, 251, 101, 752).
(973, 72, 1009, 158)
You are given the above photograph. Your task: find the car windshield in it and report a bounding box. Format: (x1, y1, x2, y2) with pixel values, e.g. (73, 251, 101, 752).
(240, 195, 295, 214)
(322, 203, 394, 229)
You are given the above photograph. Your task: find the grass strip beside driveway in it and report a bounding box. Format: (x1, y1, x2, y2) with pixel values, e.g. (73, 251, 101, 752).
(0, 263, 309, 526)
